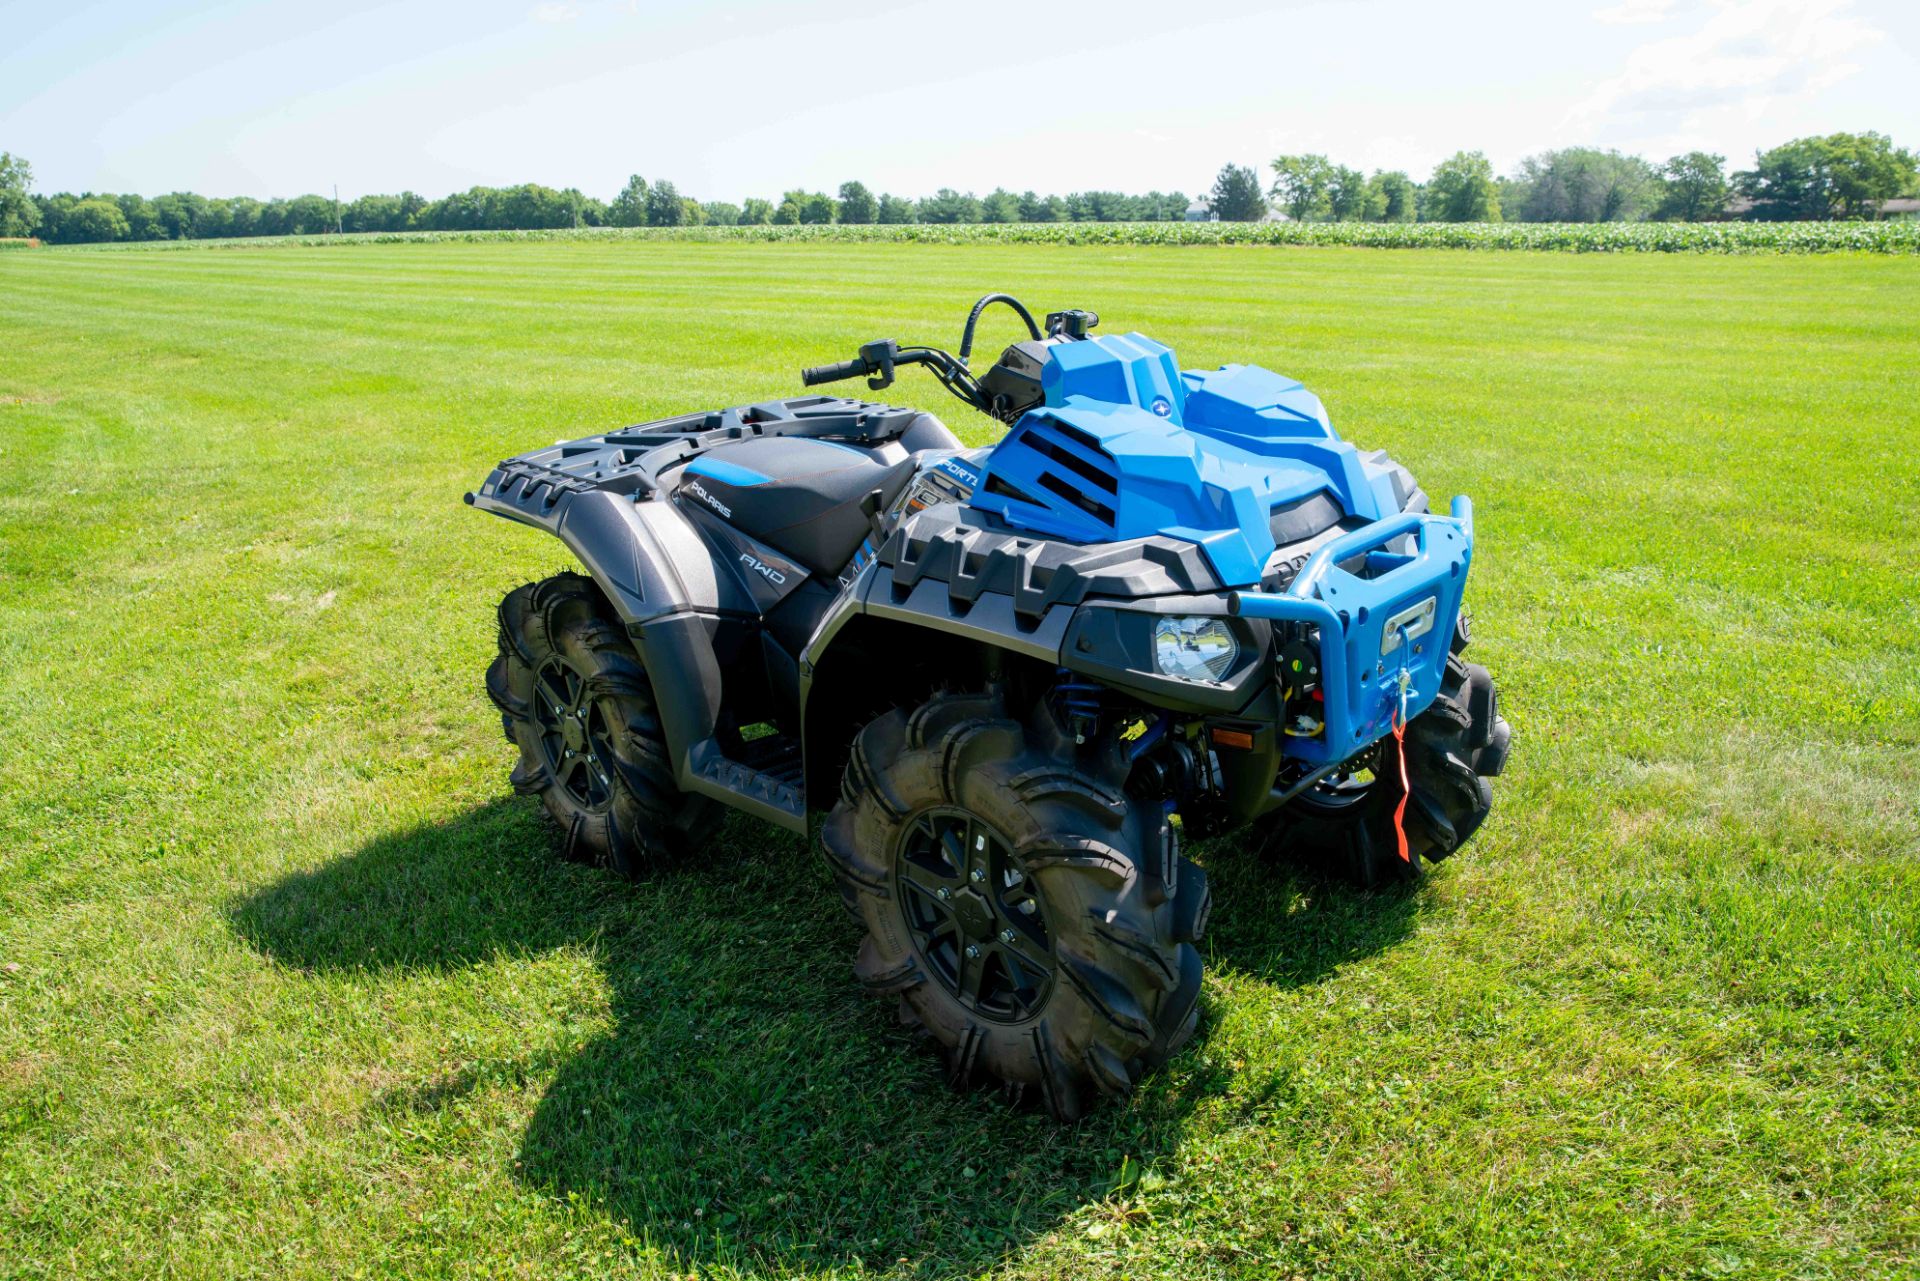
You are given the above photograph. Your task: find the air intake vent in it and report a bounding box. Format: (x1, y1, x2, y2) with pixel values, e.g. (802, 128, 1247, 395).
(972, 417, 1124, 541)
(1027, 422, 1118, 493)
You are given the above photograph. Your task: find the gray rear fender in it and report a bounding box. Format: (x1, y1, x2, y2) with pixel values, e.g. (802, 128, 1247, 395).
(472, 481, 745, 801)
(562, 489, 727, 620)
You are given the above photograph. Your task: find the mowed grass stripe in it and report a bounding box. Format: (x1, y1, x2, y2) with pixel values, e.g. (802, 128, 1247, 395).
(1, 241, 1917, 1279)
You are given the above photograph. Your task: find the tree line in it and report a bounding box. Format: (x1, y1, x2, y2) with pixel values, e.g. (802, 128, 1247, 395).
(1, 131, 1912, 246)
(0, 165, 1192, 245)
(1210, 132, 1916, 225)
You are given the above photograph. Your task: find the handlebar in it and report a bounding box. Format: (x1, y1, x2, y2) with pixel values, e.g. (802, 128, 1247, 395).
(798, 293, 1093, 421)
(801, 358, 868, 387)
(798, 340, 990, 417)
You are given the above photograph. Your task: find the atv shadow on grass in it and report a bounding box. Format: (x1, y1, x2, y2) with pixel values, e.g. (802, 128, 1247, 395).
(232, 796, 1424, 1275)
(1197, 835, 1436, 991)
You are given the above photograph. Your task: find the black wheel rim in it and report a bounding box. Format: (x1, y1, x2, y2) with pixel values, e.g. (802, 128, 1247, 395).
(895, 809, 1054, 1024)
(532, 657, 616, 812)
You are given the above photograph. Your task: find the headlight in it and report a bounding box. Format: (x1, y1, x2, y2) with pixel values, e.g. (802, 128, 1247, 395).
(1152, 615, 1241, 682)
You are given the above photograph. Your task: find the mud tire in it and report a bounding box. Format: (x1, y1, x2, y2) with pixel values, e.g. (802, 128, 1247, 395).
(1263, 630, 1510, 888)
(486, 572, 712, 876)
(821, 688, 1208, 1121)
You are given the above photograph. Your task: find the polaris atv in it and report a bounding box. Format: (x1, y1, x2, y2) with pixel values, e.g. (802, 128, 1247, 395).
(472, 295, 1510, 1119)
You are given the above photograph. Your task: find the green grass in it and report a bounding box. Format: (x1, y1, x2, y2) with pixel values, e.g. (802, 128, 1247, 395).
(2, 240, 1917, 1280)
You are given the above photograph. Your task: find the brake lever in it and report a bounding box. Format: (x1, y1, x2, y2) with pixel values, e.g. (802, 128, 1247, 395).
(860, 339, 898, 391)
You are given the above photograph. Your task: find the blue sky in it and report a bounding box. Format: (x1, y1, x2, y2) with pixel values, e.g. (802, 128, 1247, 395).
(2, 0, 1915, 202)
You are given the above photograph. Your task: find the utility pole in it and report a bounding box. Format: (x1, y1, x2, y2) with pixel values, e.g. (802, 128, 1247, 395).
(332, 183, 342, 234)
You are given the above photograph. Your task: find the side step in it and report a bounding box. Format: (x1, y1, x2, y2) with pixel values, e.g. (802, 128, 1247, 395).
(684, 733, 807, 833)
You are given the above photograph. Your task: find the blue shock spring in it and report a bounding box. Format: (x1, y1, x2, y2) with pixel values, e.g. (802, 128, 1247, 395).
(1051, 667, 1104, 734)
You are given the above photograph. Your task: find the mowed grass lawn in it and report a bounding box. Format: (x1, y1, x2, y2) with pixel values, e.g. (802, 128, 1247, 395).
(2, 240, 1917, 1280)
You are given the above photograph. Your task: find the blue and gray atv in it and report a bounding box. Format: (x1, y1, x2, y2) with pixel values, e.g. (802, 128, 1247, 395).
(471, 295, 1511, 1119)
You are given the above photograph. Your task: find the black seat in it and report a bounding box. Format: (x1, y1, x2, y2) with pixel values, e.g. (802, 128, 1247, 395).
(675, 437, 918, 574)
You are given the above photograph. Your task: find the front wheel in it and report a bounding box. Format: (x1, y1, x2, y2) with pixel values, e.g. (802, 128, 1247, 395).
(1261, 644, 1511, 888)
(821, 688, 1209, 1121)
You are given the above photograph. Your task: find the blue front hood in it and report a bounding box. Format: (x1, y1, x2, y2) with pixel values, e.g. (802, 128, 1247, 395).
(969, 333, 1407, 586)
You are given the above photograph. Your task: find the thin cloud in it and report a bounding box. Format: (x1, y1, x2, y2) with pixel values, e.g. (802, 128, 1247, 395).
(1574, 0, 1881, 126)
(529, 3, 580, 23)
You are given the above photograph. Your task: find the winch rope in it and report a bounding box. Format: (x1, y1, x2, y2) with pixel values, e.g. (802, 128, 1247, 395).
(1392, 664, 1413, 863)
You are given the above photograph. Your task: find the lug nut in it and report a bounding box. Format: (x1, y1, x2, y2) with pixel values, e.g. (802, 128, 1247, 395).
(969, 869, 985, 883)
(936, 887, 950, 900)
(965, 944, 981, 958)
(999, 929, 1016, 944)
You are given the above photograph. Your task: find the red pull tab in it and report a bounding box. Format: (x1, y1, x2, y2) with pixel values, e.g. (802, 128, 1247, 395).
(1391, 710, 1411, 863)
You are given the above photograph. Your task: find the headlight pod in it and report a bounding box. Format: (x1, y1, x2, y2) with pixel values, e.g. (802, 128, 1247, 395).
(1152, 615, 1241, 683)
(1060, 606, 1266, 714)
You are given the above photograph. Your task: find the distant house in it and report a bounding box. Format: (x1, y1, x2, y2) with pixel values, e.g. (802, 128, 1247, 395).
(1725, 194, 1919, 219)
(1187, 202, 1291, 223)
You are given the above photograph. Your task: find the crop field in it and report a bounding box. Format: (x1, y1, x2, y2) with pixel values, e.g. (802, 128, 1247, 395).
(2, 240, 1917, 1279)
(52, 217, 1920, 255)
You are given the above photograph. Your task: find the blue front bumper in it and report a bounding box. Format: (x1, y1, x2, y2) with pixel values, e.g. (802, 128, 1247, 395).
(1229, 497, 1474, 766)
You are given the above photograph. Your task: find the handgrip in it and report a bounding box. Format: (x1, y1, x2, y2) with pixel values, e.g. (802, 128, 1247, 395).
(801, 357, 867, 386)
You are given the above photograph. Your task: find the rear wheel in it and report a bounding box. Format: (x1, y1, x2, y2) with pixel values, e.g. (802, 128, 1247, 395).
(486, 572, 712, 875)
(1262, 627, 1511, 888)
(821, 688, 1209, 1120)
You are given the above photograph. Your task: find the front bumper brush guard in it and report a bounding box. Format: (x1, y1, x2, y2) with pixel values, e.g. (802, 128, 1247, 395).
(1228, 496, 1474, 767)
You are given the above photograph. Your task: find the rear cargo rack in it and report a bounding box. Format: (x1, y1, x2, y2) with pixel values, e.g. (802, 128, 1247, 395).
(465, 396, 924, 518)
